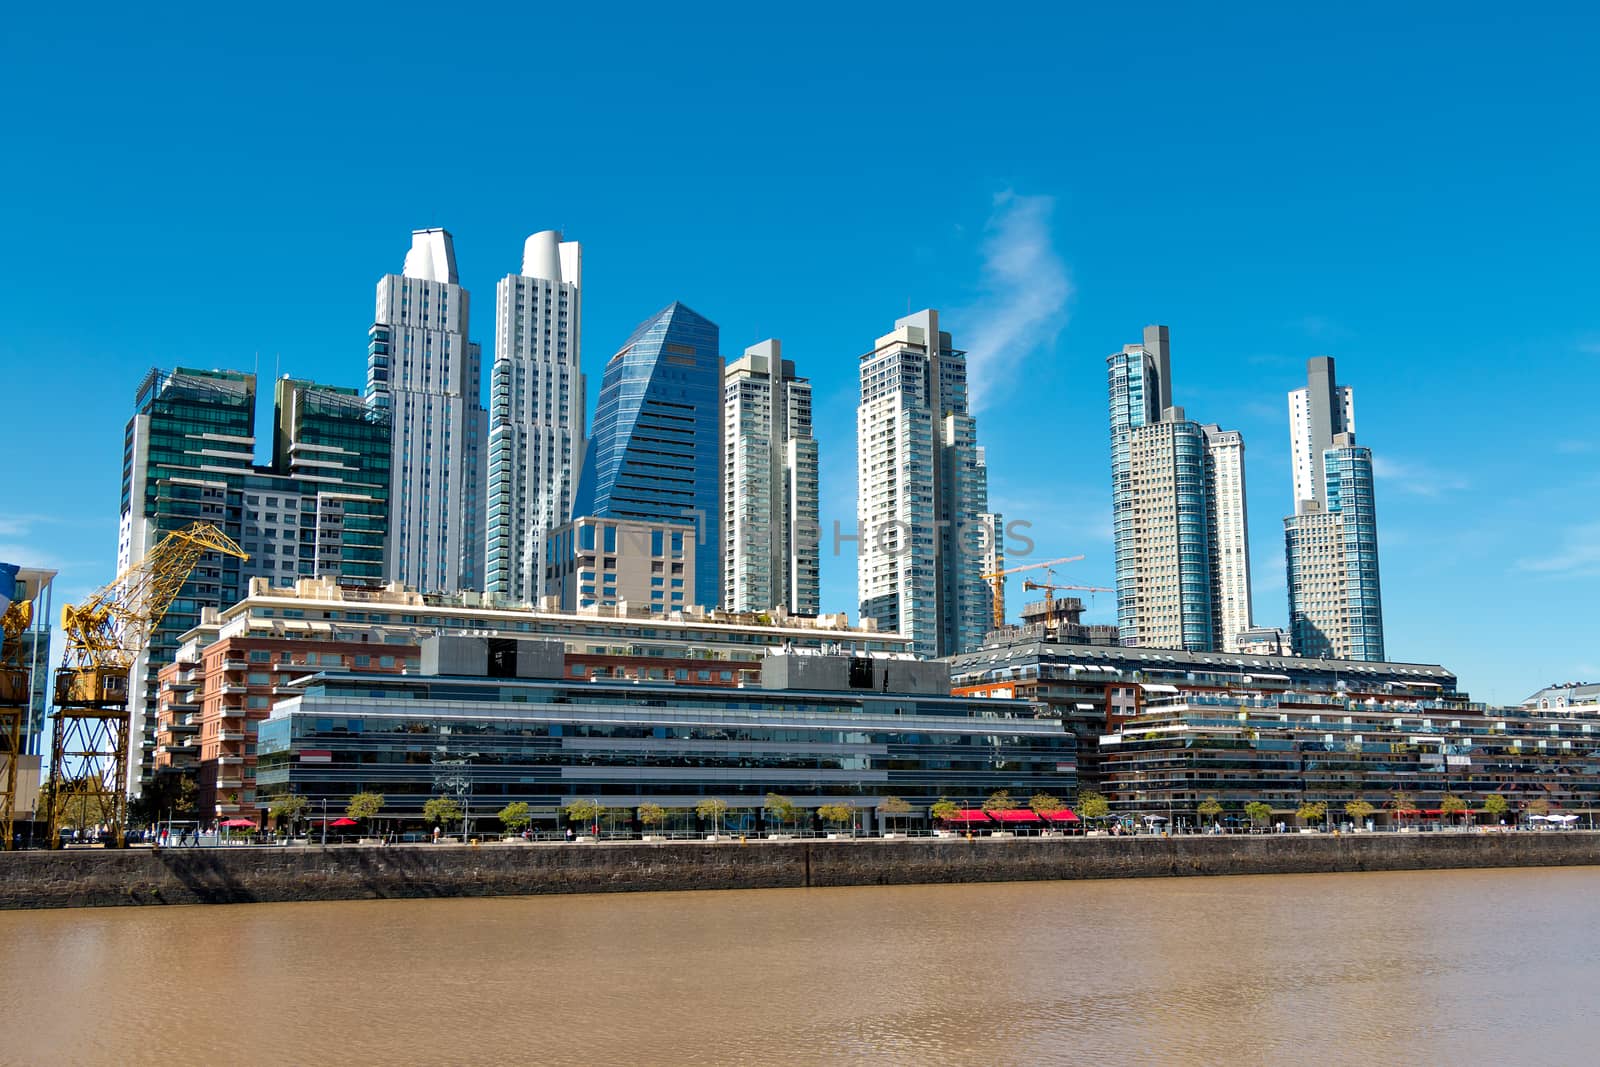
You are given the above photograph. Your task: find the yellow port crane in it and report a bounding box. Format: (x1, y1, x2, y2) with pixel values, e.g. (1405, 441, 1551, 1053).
(1, 594, 35, 848)
(47, 522, 247, 848)
(980, 556, 1085, 630)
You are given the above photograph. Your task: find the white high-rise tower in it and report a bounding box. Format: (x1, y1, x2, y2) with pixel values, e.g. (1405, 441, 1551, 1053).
(486, 230, 584, 604)
(1202, 424, 1254, 652)
(366, 228, 487, 594)
(722, 340, 819, 615)
(857, 309, 990, 658)
(1288, 356, 1355, 508)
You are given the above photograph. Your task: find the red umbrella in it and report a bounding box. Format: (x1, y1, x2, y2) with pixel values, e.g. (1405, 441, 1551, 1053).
(327, 817, 358, 827)
(220, 818, 257, 829)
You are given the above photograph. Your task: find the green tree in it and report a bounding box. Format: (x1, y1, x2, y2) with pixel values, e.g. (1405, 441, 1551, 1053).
(1440, 794, 1468, 824)
(566, 798, 605, 836)
(1345, 799, 1376, 825)
(1029, 792, 1063, 816)
(1076, 791, 1111, 822)
(982, 790, 1017, 814)
(1197, 796, 1223, 826)
(1296, 801, 1327, 826)
(818, 803, 855, 834)
(930, 797, 960, 824)
(1389, 790, 1417, 823)
(345, 791, 384, 823)
(423, 796, 463, 833)
(498, 801, 532, 834)
(879, 795, 912, 835)
(1243, 801, 1273, 831)
(130, 771, 197, 827)
(1483, 793, 1509, 822)
(765, 793, 798, 833)
(695, 797, 728, 835)
(1525, 797, 1551, 818)
(269, 794, 309, 835)
(638, 803, 666, 837)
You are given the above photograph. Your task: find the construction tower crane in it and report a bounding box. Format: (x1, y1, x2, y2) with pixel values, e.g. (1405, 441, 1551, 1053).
(1022, 578, 1115, 623)
(47, 522, 247, 848)
(1, 591, 34, 849)
(980, 555, 1084, 630)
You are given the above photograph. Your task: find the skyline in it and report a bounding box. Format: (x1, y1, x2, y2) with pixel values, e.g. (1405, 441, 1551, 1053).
(4, 5, 1599, 703)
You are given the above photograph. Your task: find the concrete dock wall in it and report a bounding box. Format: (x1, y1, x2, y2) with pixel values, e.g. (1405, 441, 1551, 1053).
(3, 832, 1597, 910)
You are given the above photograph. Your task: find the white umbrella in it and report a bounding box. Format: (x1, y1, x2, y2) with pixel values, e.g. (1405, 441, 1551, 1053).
(1552, 814, 1579, 823)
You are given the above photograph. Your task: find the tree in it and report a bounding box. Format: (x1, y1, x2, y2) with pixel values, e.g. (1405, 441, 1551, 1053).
(1076, 791, 1111, 822)
(45, 778, 111, 833)
(765, 793, 798, 833)
(1440, 794, 1469, 824)
(1029, 792, 1063, 816)
(566, 798, 605, 836)
(638, 803, 666, 837)
(498, 801, 532, 834)
(695, 797, 728, 835)
(879, 795, 912, 835)
(1483, 793, 1509, 822)
(982, 790, 1017, 814)
(130, 771, 197, 827)
(818, 803, 854, 834)
(1296, 801, 1327, 827)
(1389, 790, 1417, 822)
(1244, 801, 1273, 831)
(929, 797, 959, 824)
(423, 796, 463, 832)
(345, 792, 384, 823)
(1345, 799, 1376, 825)
(1525, 798, 1550, 818)
(1197, 796, 1223, 826)
(269, 795, 309, 835)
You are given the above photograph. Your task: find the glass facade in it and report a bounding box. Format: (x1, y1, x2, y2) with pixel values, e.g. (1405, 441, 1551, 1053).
(256, 674, 1077, 827)
(574, 303, 722, 609)
(1107, 341, 1162, 643)
(1286, 445, 1384, 662)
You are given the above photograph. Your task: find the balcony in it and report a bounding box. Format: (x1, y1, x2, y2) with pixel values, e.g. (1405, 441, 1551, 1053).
(222, 658, 250, 671)
(218, 684, 248, 695)
(216, 777, 245, 790)
(219, 729, 246, 742)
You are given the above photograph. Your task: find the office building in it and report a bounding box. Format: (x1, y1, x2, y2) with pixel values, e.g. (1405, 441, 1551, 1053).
(1202, 425, 1254, 651)
(156, 576, 909, 820)
(722, 340, 819, 615)
(857, 309, 992, 658)
(366, 227, 487, 594)
(118, 367, 390, 789)
(487, 230, 584, 605)
(255, 635, 1074, 833)
(544, 515, 695, 613)
(573, 302, 722, 609)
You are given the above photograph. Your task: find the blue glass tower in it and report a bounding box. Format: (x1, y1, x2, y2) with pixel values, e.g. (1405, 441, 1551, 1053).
(1286, 443, 1385, 661)
(573, 302, 722, 609)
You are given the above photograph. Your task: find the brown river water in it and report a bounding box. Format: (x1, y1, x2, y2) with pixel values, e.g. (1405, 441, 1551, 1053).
(0, 867, 1595, 1065)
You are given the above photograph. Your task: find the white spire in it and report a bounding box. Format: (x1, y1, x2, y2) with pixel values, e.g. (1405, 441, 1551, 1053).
(521, 230, 565, 283)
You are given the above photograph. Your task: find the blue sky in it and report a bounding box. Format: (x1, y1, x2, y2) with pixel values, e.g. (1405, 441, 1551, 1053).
(3, 3, 1596, 704)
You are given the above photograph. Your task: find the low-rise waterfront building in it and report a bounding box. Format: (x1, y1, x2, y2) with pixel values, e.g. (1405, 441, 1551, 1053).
(948, 632, 1457, 790)
(255, 636, 1075, 834)
(156, 577, 909, 820)
(1097, 691, 1600, 828)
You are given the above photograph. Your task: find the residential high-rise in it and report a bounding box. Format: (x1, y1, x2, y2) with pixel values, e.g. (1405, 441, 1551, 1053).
(486, 231, 585, 605)
(1284, 357, 1384, 661)
(857, 309, 991, 658)
(366, 228, 487, 594)
(1202, 424, 1254, 651)
(1107, 327, 1251, 652)
(119, 367, 390, 790)
(1288, 355, 1355, 508)
(572, 302, 722, 609)
(722, 340, 819, 615)
(1286, 436, 1385, 661)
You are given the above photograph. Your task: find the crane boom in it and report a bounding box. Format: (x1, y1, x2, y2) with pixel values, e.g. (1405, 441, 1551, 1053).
(980, 555, 1086, 631)
(48, 522, 247, 847)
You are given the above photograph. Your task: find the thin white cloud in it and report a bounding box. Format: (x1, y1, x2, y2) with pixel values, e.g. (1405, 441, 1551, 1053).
(959, 192, 1072, 414)
(1515, 522, 1600, 578)
(1371, 456, 1468, 497)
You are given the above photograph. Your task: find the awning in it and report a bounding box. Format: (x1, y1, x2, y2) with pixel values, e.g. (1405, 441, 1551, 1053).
(1041, 809, 1079, 822)
(990, 809, 1041, 823)
(1140, 683, 1180, 693)
(943, 810, 991, 823)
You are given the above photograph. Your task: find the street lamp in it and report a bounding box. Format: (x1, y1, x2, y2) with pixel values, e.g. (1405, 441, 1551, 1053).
(320, 797, 327, 847)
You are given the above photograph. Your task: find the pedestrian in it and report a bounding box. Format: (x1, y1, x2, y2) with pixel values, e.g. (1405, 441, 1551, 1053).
(565, 826, 575, 842)
(432, 825, 441, 844)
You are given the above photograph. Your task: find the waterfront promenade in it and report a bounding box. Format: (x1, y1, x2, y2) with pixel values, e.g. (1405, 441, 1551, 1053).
(3, 829, 1597, 910)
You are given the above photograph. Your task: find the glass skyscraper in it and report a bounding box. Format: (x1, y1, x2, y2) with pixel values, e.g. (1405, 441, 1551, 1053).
(573, 302, 722, 609)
